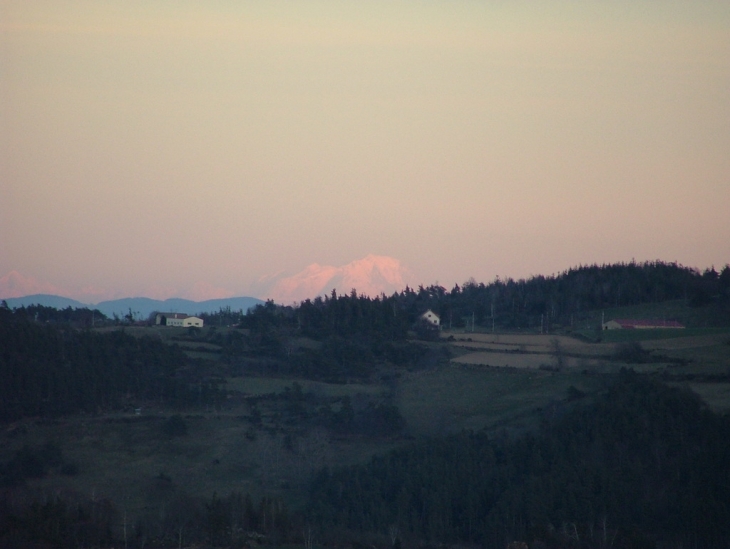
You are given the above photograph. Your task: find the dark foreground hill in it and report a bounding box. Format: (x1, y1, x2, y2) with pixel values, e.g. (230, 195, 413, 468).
(308, 369, 730, 548)
(2, 368, 729, 548)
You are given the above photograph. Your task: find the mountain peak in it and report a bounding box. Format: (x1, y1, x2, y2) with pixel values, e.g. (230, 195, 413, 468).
(0, 271, 65, 299)
(265, 255, 417, 303)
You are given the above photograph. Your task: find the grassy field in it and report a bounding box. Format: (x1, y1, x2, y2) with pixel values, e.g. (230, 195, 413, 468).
(449, 351, 604, 370)
(442, 329, 730, 411)
(445, 332, 617, 356)
(225, 377, 383, 398)
(682, 382, 730, 412)
(397, 366, 602, 436)
(598, 327, 730, 343)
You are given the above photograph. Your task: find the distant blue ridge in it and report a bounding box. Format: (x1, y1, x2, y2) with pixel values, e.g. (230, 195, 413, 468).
(3, 294, 264, 320)
(4, 294, 87, 310)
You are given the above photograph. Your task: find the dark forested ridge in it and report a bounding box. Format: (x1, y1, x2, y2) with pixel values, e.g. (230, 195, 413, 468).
(308, 370, 730, 548)
(239, 261, 730, 339)
(404, 260, 730, 330)
(0, 308, 224, 422)
(2, 303, 108, 327)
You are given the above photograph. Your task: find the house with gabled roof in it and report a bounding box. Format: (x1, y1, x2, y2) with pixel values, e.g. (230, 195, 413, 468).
(419, 309, 440, 327)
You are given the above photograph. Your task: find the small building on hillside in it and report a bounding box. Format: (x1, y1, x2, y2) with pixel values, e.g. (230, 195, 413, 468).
(602, 318, 684, 330)
(155, 313, 204, 328)
(419, 309, 440, 327)
(182, 316, 204, 328)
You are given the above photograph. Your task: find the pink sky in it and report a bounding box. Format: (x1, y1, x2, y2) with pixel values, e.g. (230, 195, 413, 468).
(2, 1, 729, 302)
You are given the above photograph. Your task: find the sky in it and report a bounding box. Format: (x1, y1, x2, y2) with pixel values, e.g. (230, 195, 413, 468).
(2, 1, 729, 302)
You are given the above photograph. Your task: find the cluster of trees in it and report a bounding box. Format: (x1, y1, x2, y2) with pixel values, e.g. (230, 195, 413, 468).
(407, 261, 730, 330)
(0, 442, 78, 487)
(0, 490, 296, 549)
(196, 306, 246, 328)
(212, 306, 436, 383)
(307, 370, 730, 548)
(4, 303, 108, 327)
(0, 493, 117, 549)
(0, 309, 225, 421)
(238, 294, 412, 342)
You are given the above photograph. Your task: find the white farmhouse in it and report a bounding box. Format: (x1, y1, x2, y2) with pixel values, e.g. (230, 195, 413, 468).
(183, 316, 204, 328)
(155, 313, 204, 328)
(419, 309, 440, 327)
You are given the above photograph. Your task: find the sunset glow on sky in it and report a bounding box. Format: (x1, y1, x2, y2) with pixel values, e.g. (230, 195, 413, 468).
(2, 1, 729, 302)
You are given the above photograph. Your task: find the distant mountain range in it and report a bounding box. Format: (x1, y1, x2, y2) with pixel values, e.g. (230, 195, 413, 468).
(3, 295, 264, 320)
(1, 255, 418, 313)
(256, 254, 418, 303)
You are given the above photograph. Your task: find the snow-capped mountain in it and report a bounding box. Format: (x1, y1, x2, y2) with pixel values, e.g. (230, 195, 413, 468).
(264, 255, 417, 304)
(0, 271, 64, 299)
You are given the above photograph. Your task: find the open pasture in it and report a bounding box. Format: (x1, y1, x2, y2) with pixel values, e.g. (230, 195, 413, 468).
(450, 351, 552, 369)
(397, 366, 601, 436)
(450, 351, 601, 370)
(599, 326, 730, 343)
(445, 332, 616, 357)
(683, 382, 730, 412)
(225, 377, 383, 398)
(638, 331, 730, 375)
(444, 333, 617, 372)
(640, 332, 730, 351)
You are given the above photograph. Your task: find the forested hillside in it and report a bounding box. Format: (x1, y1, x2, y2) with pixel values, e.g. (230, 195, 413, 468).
(308, 370, 730, 548)
(406, 261, 729, 329)
(238, 261, 730, 338)
(0, 308, 224, 421)
(3, 370, 728, 548)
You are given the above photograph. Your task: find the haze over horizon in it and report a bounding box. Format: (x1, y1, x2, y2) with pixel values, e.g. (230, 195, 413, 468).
(3, 2, 729, 303)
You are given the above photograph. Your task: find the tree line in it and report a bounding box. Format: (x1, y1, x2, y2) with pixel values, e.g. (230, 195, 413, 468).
(1, 489, 297, 549)
(2, 303, 108, 327)
(235, 261, 730, 339)
(0, 308, 224, 421)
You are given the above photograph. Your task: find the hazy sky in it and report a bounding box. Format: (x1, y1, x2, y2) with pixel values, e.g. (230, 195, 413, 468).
(2, 1, 729, 301)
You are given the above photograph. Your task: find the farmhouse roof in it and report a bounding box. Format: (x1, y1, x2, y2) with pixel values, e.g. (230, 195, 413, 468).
(158, 312, 190, 319)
